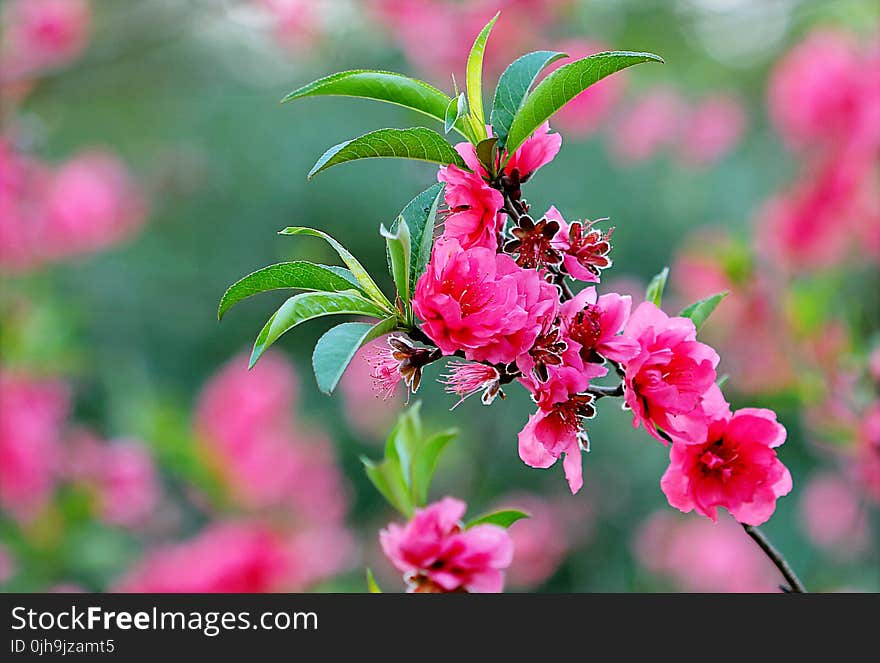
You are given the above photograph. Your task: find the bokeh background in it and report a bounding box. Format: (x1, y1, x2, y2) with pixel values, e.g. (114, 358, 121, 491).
(1, 0, 878, 592)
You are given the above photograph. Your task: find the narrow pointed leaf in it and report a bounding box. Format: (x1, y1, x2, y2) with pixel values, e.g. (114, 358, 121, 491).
(679, 291, 729, 330)
(490, 50, 568, 150)
(645, 266, 669, 307)
(312, 318, 398, 395)
(444, 92, 469, 135)
(281, 69, 468, 136)
(465, 509, 530, 529)
(505, 50, 664, 154)
(465, 12, 500, 140)
(249, 291, 386, 368)
(390, 183, 445, 295)
(362, 456, 412, 517)
(279, 226, 392, 310)
(307, 128, 465, 179)
(218, 261, 363, 320)
(475, 136, 498, 174)
(366, 568, 382, 593)
(410, 429, 458, 507)
(381, 219, 412, 310)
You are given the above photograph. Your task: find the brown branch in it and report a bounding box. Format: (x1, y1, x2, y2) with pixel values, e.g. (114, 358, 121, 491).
(742, 524, 806, 593)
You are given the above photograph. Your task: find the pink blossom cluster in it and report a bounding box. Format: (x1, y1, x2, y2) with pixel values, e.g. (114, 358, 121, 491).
(633, 511, 778, 592)
(1, 140, 148, 272)
(366, 117, 795, 528)
(380, 497, 513, 592)
(0, 0, 91, 100)
(0, 368, 162, 531)
(609, 87, 746, 168)
(756, 28, 880, 272)
(184, 351, 354, 589)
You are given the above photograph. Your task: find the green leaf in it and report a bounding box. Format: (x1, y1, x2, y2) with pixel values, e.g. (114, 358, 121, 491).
(679, 291, 729, 330)
(475, 136, 498, 176)
(218, 261, 363, 320)
(465, 11, 500, 141)
(250, 291, 386, 368)
(505, 50, 664, 155)
(362, 455, 412, 517)
(392, 183, 445, 296)
(381, 219, 412, 316)
(281, 69, 468, 136)
(307, 127, 465, 179)
(444, 92, 469, 135)
(279, 226, 392, 311)
(490, 50, 568, 150)
(366, 568, 382, 593)
(645, 266, 669, 307)
(465, 509, 530, 529)
(311, 318, 398, 395)
(410, 429, 457, 508)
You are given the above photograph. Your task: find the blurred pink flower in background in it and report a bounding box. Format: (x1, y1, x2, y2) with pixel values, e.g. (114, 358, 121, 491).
(380, 496, 513, 592)
(195, 351, 348, 526)
(856, 402, 880, 503)
(370, 0, 563, 84)
(0, 0, 91, 82)
(754, 151, 877, 272)
(677, 94, 745, 167)
(65, 431, 160, 529)
(671, 230, 795, 395)
(608, 87, 684, 163)
(116, 522, 295, 593)
(633, 511, 778, 592)
(768, 29, 880, 156)
(256, 0, 323, 53)
(495, 494, 572, 589)
(339, 340, 403, 439)
(41, 150, 148, 261)
(799, 472, 869, 558)
(546, 39, 624, 137)
(0, 144, 148, 271)
(0, 370, 69, 521)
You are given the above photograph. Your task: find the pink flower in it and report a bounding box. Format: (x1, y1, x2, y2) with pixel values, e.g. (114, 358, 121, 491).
(116, 523, 295, 593)
(0, 140, 51, 272)
(437, 163, 503, 250)
(0, 370, 69, 521)
(855, 402, 880, 503)
(547, 206, 613, 283)
(365, 339, 406, 399)
(502, 122, 562, 181)
(413, 237, 558, 364)
(754, 150, 875, 272)
(660, 408, 792, 525)
(609, 87, 684, 163)
(560, 286, 640, 365)
(545, 39, 625, 137)
(379, 497, 513, 592)
(633, 511, 778, 592)
(799, 472, 869, 557)
(41, 150, 148, 261)
(0, 0, 91, 81)
(768, 29, 880, 155)
(517, 395, 596, 494)
(677, 94, 746, 167)
(622, 302, 724, 444)
(96, 440, 160, 528)
(442, 361, 502, 407)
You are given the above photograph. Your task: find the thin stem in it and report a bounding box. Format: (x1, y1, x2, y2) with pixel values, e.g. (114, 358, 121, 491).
(742, 524, 806, 593)
(586, 383, 624, 399)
